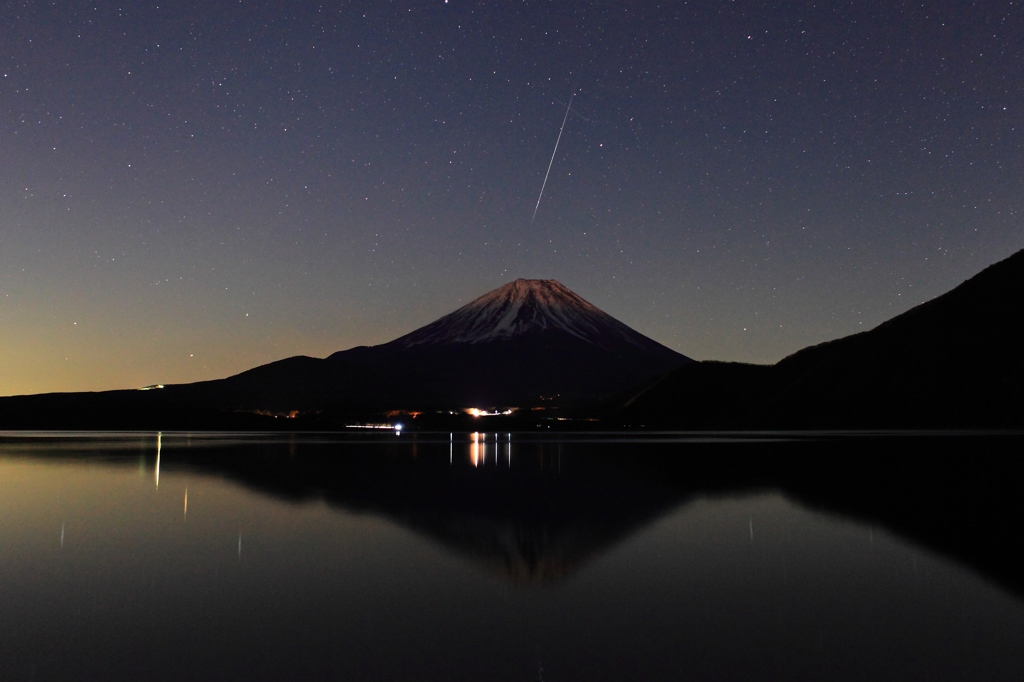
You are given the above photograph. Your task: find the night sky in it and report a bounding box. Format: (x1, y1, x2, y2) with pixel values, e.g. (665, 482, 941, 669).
(3, 1, 1022, 396)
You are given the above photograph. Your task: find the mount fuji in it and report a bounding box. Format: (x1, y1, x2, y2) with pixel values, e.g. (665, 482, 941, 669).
(381, 279, 675, 352)
(166, 279, 692, 414)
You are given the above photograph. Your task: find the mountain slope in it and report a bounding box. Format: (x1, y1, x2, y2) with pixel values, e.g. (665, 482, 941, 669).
(759, 248, 1024, 426)
(619, 249, 1024, 428)
(381, 279, 673, 354)
(162, 279, 692, 414)
(323, 278, 691, 407)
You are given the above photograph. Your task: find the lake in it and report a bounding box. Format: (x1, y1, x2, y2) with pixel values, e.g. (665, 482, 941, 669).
(2, 431, 1023, 681)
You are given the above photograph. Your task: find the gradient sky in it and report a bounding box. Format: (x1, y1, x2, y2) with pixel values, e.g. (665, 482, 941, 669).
(3, 1, 1022, 395)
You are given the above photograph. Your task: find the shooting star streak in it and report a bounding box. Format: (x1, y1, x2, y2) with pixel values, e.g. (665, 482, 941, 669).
(532, 93, 574, 223)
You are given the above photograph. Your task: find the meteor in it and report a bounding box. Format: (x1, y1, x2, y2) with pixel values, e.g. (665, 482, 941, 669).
(532, 93, 574, 223)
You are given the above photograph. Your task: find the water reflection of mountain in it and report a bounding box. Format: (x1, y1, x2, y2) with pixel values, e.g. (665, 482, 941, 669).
(7, 432, 1024, 595)
(134, 432, 1024, 596)
(170, 436, 688, 585)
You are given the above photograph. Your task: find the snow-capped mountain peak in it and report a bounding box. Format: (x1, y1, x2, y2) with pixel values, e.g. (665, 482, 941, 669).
(388, 279, 670, 352)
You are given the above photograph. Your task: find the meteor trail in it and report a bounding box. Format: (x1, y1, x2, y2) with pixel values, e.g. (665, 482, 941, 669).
(532, 93, 574, 223)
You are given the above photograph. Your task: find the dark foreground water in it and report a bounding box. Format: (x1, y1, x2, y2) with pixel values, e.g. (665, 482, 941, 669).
(1, 431, 1022, 681)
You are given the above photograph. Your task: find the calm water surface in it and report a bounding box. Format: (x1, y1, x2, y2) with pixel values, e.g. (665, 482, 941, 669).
(1, 431, 1022, 681)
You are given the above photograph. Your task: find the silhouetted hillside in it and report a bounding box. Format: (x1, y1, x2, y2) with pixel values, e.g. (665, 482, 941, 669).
(620, 249, 1024, 428)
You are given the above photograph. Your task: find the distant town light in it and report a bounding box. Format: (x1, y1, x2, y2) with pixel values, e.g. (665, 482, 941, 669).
(465, 407, 517, 417)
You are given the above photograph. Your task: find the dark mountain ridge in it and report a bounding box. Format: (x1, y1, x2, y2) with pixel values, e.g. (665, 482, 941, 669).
(619, 248, 1024, 428)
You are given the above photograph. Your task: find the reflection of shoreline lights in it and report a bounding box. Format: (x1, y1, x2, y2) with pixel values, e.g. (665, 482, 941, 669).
(470, 432, 482, 467)
(467, 432, 512, 468)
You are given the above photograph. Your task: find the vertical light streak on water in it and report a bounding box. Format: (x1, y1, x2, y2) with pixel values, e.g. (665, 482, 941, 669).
(155, 431, 162, 490)
(470, 433, 481, 467)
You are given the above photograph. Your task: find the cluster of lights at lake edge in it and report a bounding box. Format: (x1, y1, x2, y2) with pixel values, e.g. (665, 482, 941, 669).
(466, 407, 516, 417)
(344, 403, 520, 430)
(346, 423, 403, 434)
(345, 406, 519, 434)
